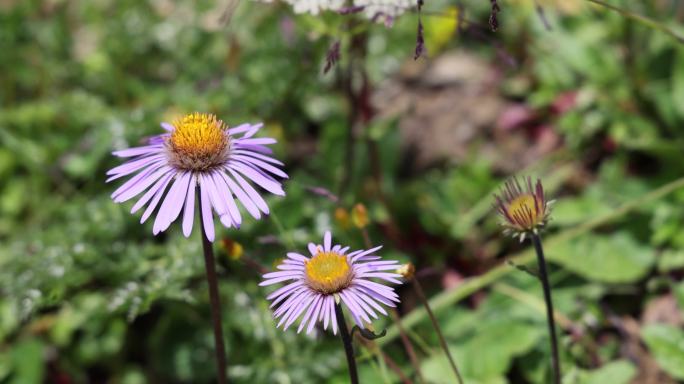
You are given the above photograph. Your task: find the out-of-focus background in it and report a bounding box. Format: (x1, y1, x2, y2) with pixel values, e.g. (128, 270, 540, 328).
(2, 0, 684, 382)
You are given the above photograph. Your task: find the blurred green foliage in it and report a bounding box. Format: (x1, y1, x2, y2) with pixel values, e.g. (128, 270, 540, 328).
(2, 0, 684, 383)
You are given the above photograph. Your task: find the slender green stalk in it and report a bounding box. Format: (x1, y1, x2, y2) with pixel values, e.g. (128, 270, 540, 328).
(198, 192, 229, 384)
(531, 233, 561, 384)
(357, 337, 410, 384)
(335, 303, 359, 384)
(494, 282, 602, 362)
(360, 228, 421, 382)
(360, 227, 373, 249)
(412, 279, 464, 384)
(379, 353, 413, 384)
(587, 0, 684, 44)
(391, 309, 425, 384)
(359, 237, 390, 384)
(269, 210, 294, 249)
(493, 283, 572, 330)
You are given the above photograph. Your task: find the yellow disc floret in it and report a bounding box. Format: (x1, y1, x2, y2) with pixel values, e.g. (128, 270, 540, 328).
(167, 112, 229, 171)
(305, 251, 353, 294)
(506, 194, 543, 230)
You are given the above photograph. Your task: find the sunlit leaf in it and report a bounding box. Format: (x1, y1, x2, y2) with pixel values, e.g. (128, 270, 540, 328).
(642, 324, 684, 380)
(546, 232, 654, 283)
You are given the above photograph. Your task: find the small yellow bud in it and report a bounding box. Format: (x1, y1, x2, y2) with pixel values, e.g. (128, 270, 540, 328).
(220, 238, 244, 261)
(335, 207, 351, 229)
(351, 203, 369, 229)
(397, 263, 416, 280)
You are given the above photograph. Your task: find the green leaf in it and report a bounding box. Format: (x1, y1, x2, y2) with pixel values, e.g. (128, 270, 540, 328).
(10, 338, 44, 384)
(576, 359, 637, 384)
(422, 320, 541, 383)
(672, 49, 684, 119)
(673, 281, 684, 310)
(546, 232, 654, 283)
(551, 196, 612, 227)
(658, 250, 684, 273)
(421, 351, 506, 384)
(642, 324, 684, 379)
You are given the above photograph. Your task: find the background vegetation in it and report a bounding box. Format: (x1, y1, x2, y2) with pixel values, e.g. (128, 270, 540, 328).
(2, 0, 684, 382)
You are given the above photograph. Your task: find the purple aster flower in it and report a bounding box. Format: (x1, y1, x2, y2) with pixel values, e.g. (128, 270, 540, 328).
(260, 231, 401, 335)
(107, 112, 287, 242)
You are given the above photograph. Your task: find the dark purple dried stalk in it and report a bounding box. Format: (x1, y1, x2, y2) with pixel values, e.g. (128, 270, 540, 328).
(305, 186, 340, 202)
(534, 0, 551, 30)
(489, 0, 500, 31)
(414, 0, 425, 60)
(414, 20, 425, 60)
(323, 40, 341, 74)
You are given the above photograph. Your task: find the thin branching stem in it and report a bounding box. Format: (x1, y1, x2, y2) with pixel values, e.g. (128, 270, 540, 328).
(412, 279, 464, 384)
(355, 332, 413, 384)
(531, 233, 561, 384)
(360, 227, 373, 249)
(198, 190, 229, 384)
(335, 303, 360, 384)
(269, 210, 294, 249)
(391, 309, 425, 383)
(587, 0, 684, 44)
(360, 229, 422, 382)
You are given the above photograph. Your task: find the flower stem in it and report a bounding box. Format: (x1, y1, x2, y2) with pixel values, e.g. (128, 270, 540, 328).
(587, 0, 684, 44)
(531, 233, 561, 384)
(360, 227, 373, 249)
(269, 210, 294, 249)
(335, 303, 359, 384)
(390, 309, 425, 383)
(412, 279, 464, 384)
(199, 192, 228, 384)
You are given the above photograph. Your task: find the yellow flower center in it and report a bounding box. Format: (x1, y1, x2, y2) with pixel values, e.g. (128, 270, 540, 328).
(506, 194, 543, 230)
(167, 112, 229, 171)
(305, 251, 353, 294)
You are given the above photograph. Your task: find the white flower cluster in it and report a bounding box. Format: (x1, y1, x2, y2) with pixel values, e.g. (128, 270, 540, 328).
(255, 0, 415, 20)
(354, 0, 414, 19)
(285, 0, 345, 15)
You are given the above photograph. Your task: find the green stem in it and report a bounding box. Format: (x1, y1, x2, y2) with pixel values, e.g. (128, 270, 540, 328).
(391, 309, 425, 384)
(360, 227, 373, 249)
(531, 233, 561, 384)
(412, 279, 464, 384)
(587, 0, 684, 44)
(335, 303, 359, 384)
(269, 210, 294, 249)
(198, 191, 229, 384)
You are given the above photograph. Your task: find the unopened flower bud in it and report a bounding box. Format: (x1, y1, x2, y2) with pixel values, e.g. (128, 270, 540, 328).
(335, 207, 350, 229)
(220, 238, 244, 261)
(351, 203, 369, 229)
(397, 263, 416, 280)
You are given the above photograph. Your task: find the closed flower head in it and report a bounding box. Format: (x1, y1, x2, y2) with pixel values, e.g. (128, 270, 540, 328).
(494, 177, 552, 240)
(260, 231, 401, 335)
(107, 113, 287, 242)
